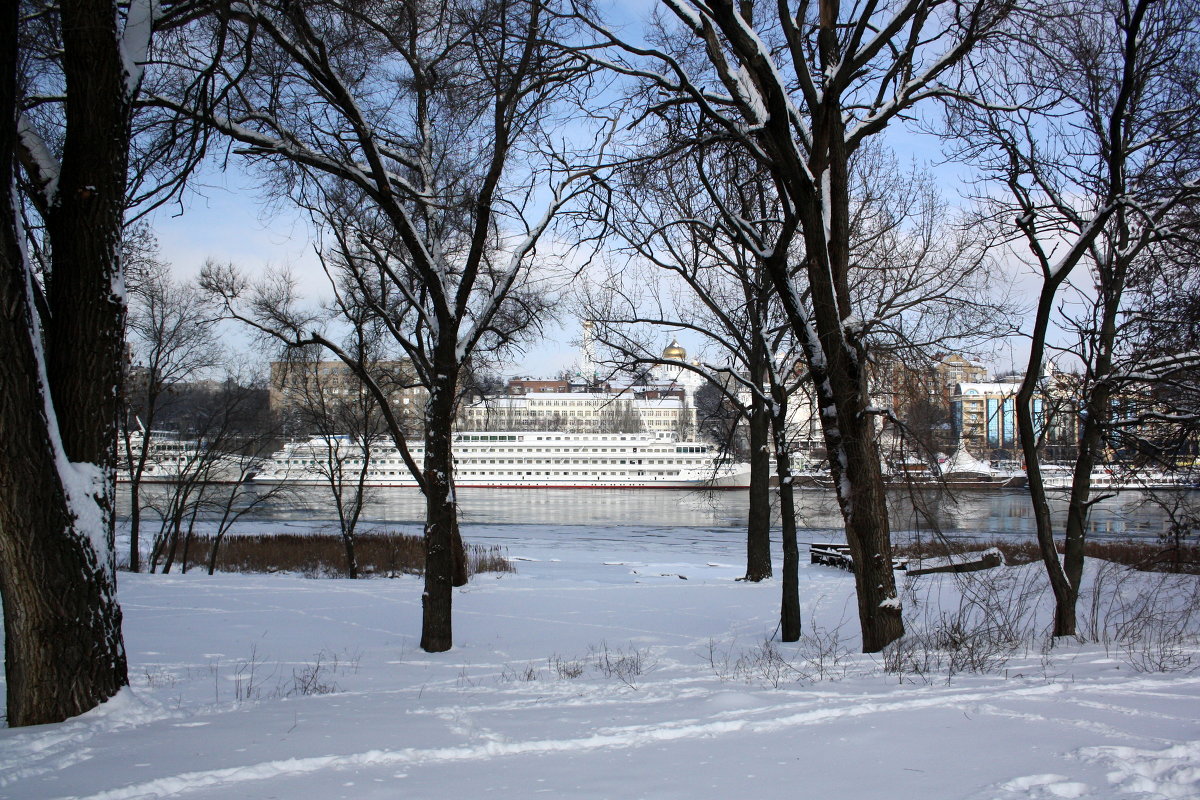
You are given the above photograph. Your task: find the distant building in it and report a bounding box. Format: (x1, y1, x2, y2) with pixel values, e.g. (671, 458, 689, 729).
(934, 354, 989, 400)
(951, 373, 1078, 460)
(461, 338, 705, 436)
(506, 378, 572, 395)
(458, 391, 694, 435)
(952, 381, 1023, 457)
(269, 359, 427, 434)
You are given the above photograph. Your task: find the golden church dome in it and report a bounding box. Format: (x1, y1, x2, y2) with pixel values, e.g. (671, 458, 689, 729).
(662, 339, 686, 360)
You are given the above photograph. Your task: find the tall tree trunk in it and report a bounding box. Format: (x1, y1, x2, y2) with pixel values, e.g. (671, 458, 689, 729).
(836, 395, 902, 652)
(343, 532, 359, 580)
(0, 0, 130, 726)
(744, 389, 773, 581)
(1018, 332, 1076, 635)
(128, 483, 142, 572)
(765, 240, 903, 652)
(420, 364, 462, 653)
(772, 406, 801, 642)
(1057, 246, 1126, 636)
(44, 0, 130, 494)
(750, 67, 902, 652)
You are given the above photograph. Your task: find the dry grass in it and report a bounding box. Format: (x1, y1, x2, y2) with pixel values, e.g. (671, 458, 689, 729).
(180, 531, 515, 578)
(893, 537, 1200, 573)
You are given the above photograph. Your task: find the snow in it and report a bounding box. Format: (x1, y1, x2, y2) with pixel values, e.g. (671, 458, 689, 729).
(119, 0, 155, 96)
(58, 459, 111, 564)
(16, 115, 60, 204)
(12, 194, 112, 569)
(3, 523, 1200, 799)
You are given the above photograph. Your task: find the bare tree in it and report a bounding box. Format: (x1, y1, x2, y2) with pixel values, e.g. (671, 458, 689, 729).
(145, 372, 281, 574)
(173, 0, 611, 651)
(946, 0, 1200, 636)
(1121, 210, 1200, 475)
(278, 344, 389, 579)
(585, 123, 1006, 642)
(122, 247, 223, 572)
(580, 141, 799, 619)
(572, 0, 1015, 651)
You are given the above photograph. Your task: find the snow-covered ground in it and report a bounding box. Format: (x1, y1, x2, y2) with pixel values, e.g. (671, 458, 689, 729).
(3, 523, 1199, 799)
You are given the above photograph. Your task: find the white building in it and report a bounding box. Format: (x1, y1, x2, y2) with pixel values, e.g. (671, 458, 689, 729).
(458, 391, 695, 435)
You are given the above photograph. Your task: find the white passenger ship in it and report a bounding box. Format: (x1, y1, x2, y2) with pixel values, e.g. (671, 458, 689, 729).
(253, 431, 752, 489)
(117, 430, 250, 484)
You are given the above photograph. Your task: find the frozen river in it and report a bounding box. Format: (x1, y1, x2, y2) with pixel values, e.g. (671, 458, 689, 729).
(120, 484, 1194, 545)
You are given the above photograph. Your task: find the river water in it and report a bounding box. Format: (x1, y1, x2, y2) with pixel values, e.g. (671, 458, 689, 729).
(121, 484, 1195, 545)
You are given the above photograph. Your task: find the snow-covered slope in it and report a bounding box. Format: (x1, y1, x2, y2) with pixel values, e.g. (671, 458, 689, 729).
(2, 524, 1198, 799)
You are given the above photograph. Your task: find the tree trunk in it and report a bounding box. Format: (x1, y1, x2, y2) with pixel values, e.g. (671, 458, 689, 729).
(1057, 247, 1125, 637)
(333, 472, 361, 579)
(124, 418, 157, 574)
(0, 0, 130, 726)
(744, 390, 773, 581)
(343, 532, 359, 580)
(161, 521, 181, 574)
(749, 69, 902, 652)
(0, 213, 129, 723)
(0, 431, 128, 726)
(180, 528, 193, 573)
(450, 513, 468, 587)
(772, 409, 801, 642)
(420, 367, 461, 653)
(1016, 254, 1096, 637)
(765, 245, 903, 652)
(44, 0, 130, 502)
(128, 486, 142, 572)
(207, 536, 223, 575)
(837, 403, 903, 652)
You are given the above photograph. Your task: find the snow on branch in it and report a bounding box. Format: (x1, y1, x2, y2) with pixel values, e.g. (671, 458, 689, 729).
(17, 115, 60, 207)
(120, 0, 156, 98)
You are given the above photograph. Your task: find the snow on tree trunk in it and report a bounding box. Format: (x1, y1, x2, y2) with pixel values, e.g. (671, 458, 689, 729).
(0, 0, 134, 725)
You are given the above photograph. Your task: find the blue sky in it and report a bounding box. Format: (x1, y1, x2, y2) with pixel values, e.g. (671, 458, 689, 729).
(146, 1, 1044, 381)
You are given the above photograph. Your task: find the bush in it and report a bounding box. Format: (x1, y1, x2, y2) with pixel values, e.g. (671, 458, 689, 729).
(892, 537, 1200, 573)
(179, 531, 515, 578)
